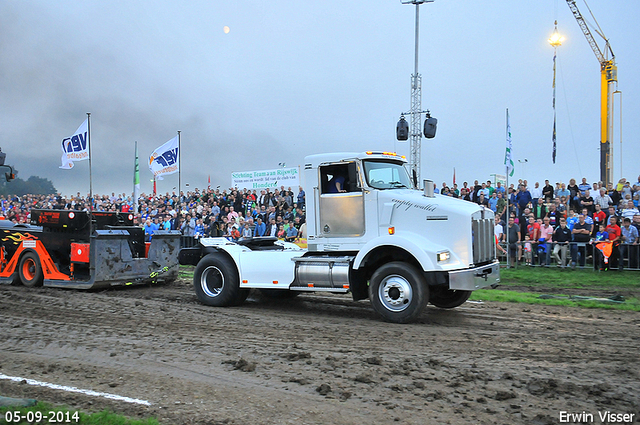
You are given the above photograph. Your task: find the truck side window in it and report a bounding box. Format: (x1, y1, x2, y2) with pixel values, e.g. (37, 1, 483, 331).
(321, 163, 359, 194)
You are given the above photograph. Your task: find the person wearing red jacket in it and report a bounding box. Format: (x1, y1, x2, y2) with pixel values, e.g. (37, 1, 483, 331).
(592, 204, 607, 237)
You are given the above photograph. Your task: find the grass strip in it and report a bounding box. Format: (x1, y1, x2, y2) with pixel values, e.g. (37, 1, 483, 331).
(470, 289, 640, 312)
(499, 267, 639, 289)
(0, 402, 159, 425)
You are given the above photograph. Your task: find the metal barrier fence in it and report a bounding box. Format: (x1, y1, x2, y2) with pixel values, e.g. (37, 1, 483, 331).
(498, 241, 640, 271)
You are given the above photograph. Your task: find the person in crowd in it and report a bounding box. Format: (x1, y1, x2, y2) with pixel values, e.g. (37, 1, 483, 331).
(592, 204, 607, 236)
(592, 223, 610, 270)
(530, 182, 542, 205)
(285, 222, 298, 242)
(194, 218, 205, 238)
(570, 213, 592, 269)
(522, 235, 532, 265)
(542, 179, 554, 202)
(607, 206, 620, 225)
(265, 218, 278, 237)
(254, 217, 266, 237)
(556, 182, 570, 200)
(578, 177, 591, 196)
(162, 215, 172, 231)
(605, 216, 622, 269)
(477, 193, 489, 207)
(545, 203, 560, 228)
(506, 215, 521, 268)
(619, 217, 639, 270)
(567, 178, 581, 211)
(297, 186, 306, 209)
(143, 219, 155, 242)
(181, 213, 196, 236)
(488, 191, 498, 212)
(621, 200, 640, 221)
(538, 217, 554, 266)
(516, 184, 532, 214)
(594, 188, 612, 210)
(579, 189, 595, 215)
(495, 192, 507, 219)
(552, 218, 572, 268)
(241, 223, 253, 240)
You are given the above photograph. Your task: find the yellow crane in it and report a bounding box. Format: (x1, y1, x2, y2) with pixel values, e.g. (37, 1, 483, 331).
(566, 0, 617, 187)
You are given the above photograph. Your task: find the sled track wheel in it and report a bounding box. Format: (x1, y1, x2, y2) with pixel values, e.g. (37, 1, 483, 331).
(19, 252, 44, 287)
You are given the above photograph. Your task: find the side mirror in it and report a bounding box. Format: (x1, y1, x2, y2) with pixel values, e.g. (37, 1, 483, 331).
(5, 172, 14, 182)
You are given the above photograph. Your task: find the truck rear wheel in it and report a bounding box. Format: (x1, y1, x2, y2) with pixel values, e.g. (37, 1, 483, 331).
(369, 262, 428, 323)
(18, 252, 44, 287)
(193, 254, 243, 307)
(429, 289, 471, 309)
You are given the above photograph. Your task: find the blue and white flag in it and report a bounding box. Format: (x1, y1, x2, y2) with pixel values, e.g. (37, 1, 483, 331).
(60, 119, 89, 169)
(149, 136, 179, 180)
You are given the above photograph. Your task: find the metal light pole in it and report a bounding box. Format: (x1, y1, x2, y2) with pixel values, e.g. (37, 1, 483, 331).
(401, 0, 433, 186)
(548, 21, 563, 165)
(612, 90, 622, 180)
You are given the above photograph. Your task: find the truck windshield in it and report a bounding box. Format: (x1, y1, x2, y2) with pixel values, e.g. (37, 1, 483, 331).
(363, 160, 413, 190)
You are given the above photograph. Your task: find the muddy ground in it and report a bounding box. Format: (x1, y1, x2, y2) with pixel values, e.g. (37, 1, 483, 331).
(1, 279, 638, 425)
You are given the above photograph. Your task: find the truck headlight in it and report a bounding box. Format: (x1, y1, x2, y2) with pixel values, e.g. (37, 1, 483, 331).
(437, 251, 450, 262)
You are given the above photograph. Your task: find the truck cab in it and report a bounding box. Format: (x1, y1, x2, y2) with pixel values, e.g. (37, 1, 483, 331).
(180, 151, 499, 323)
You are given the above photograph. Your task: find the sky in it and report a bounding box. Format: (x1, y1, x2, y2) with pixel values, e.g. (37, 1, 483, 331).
(1, 0, 638, 197)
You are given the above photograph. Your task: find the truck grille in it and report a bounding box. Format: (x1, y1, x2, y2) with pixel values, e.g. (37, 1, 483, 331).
(472, 217, 495, 265)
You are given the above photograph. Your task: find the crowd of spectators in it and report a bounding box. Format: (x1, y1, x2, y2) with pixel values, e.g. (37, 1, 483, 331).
(2, 174, 639, 269)
(0, 186, 308, 245)
(434, 176, 640, 270)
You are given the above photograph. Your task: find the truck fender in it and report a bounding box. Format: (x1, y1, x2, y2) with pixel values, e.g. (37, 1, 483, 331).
(199, 244, 243, 272)
(352, 234, 438, 272)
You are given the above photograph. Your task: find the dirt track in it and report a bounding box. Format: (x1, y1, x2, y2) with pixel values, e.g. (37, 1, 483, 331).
(1, 279, 639, 425)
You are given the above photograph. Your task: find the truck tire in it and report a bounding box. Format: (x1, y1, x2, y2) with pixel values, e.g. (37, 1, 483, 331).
(429, 289, 471, 309)
(193, 254, 242, 307)
(369, 262, 428, 323)
(18, 252, 44, 287)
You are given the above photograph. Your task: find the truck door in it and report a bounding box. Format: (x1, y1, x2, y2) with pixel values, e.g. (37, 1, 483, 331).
(317, 162, 365, 237)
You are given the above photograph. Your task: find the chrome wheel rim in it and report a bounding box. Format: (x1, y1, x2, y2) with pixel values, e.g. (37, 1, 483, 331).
(378, 274, 412, 312)
(201, 266, 224, 297)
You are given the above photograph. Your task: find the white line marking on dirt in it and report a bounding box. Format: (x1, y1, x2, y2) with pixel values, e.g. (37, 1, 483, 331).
(0, 373, 151, 406)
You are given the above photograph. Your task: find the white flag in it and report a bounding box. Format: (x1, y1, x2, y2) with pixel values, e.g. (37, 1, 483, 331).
(60, 119, 89, 169)
(504, 109, 514, 177)
(149, 136, 179, 180)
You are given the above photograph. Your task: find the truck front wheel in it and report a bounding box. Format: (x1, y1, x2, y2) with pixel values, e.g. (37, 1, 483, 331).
(193, 254, 243, 307)
(369, 262, 428, 323)
(18, 252, 44, 287)
(429, 289, 471, 309)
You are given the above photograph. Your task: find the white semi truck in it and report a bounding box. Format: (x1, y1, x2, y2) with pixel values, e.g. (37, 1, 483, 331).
(179, 151, 499, 323)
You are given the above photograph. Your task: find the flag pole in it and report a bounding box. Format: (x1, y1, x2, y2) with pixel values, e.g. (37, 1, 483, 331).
(86, 112, 94, 237)
(505, 109, 510, 268)
(87, 112, 93, 212)
(133, 141, 140, 217)
(177, 130, 181, 201)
